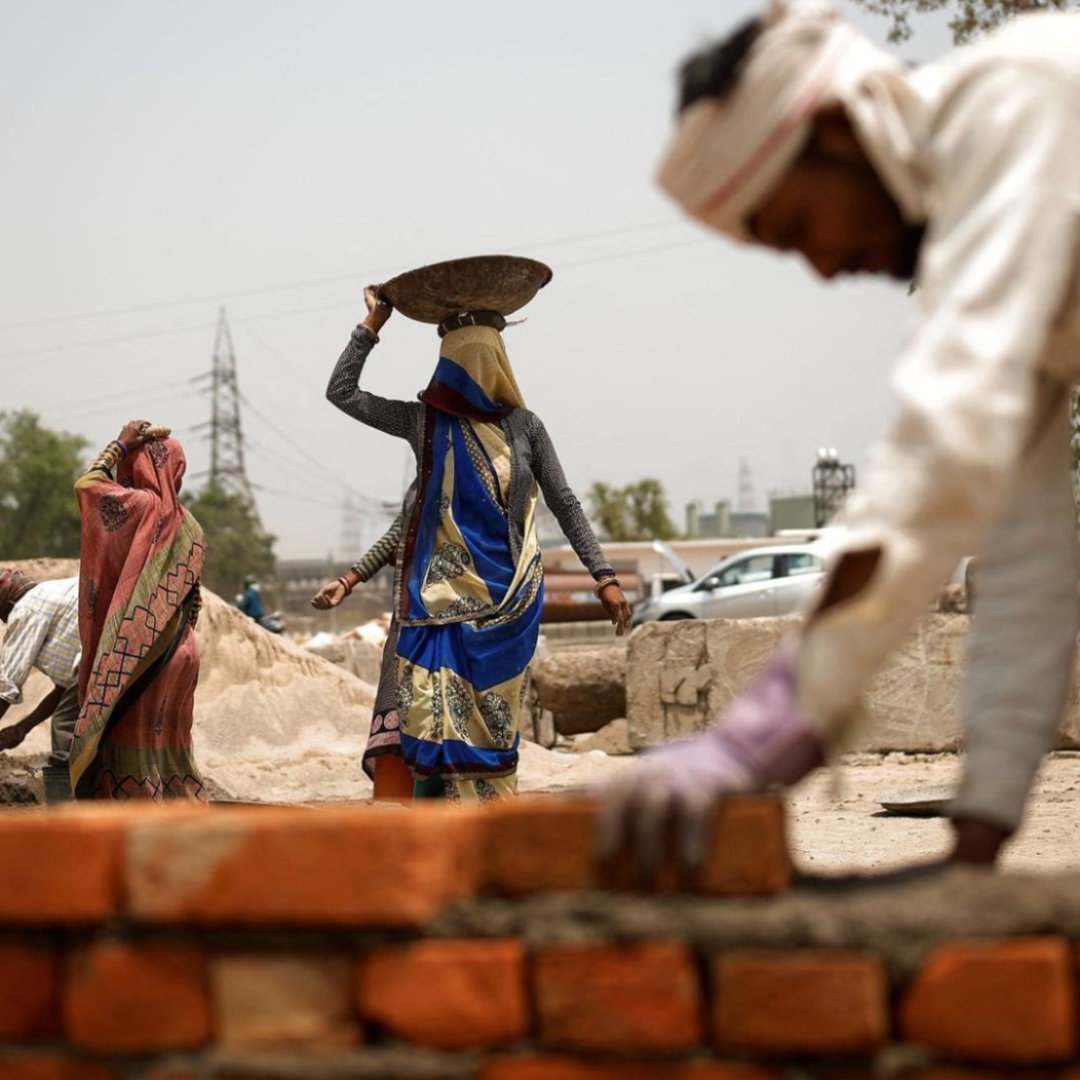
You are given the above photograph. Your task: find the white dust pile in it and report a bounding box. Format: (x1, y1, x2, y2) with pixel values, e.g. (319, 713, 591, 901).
(2, 560, 376, 803)
(0, 560, 628, 802)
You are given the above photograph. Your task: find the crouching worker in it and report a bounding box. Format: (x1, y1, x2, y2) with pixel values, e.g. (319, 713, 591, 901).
(602, 1, 1080, 873)
(0, 569, 80, 803)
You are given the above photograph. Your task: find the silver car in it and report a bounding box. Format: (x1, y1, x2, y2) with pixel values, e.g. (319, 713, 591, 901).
(630, 544, 825, 626)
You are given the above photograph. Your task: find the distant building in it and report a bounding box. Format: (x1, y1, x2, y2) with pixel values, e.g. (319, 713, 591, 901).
(685, 500, 770, 538)
(769, 493, 816, 532)
(728, 511, 770, 538)
(685, 500, 731, 539)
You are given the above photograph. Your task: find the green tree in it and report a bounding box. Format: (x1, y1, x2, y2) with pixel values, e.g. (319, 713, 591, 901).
(853, 0, 1077, 43)
(0, 411, 88, 559)
(587, 478, 678, 542)
(183, 484, 277, 601)
(587, 481, 629, 542)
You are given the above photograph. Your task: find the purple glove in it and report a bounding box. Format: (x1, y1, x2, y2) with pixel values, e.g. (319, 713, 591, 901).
(597, 647, 825, 883)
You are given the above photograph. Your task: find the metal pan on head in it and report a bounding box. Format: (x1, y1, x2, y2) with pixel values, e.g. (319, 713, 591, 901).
(379, 255, 553, 324)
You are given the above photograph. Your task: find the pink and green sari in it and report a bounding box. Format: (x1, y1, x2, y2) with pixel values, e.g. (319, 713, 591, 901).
(70, 438, 207, 802)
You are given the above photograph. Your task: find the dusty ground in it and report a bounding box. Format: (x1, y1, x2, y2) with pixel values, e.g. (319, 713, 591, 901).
(521, 747, 1080, 876)
(787, 751, 1080, 875)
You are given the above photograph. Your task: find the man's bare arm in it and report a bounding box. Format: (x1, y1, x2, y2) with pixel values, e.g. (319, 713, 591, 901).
(0, 685, 64, 752)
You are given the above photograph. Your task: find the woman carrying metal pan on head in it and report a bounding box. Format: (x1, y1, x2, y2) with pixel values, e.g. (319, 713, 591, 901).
(325, 256, 631, 802)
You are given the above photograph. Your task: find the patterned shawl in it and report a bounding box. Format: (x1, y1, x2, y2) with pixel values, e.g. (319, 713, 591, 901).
(70, 438, 205, 794)
(402, 326, 540, 626)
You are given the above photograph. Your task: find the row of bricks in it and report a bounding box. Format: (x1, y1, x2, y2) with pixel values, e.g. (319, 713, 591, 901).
(0, 937, 1078, 1064)
(0, 797, 790, 925)
(8, 1060, 1080, 1080)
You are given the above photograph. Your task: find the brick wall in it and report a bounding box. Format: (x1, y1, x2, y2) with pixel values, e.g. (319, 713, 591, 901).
(0, 798, 1078, 1078)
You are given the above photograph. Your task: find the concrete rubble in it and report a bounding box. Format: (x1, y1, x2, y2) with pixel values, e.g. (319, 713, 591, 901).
(626, 614, 1080, 752)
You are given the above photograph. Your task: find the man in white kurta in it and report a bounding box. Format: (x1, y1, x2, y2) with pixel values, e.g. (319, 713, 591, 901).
(603, 1, 1080, 869)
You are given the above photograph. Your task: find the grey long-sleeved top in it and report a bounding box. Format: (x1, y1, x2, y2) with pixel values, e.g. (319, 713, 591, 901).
(326, 326, 614, 580)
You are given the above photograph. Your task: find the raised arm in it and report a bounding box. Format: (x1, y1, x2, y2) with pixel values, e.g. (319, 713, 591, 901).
(325, 286, 421, 445)
(74, 420, 163, 507)
(528, 412, 631, 634)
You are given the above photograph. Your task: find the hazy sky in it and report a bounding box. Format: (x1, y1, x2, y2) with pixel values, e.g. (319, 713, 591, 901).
(1, 1, 953, 559)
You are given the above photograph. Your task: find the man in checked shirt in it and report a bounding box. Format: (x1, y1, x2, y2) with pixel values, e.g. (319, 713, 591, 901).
(0, 568, 79, 803)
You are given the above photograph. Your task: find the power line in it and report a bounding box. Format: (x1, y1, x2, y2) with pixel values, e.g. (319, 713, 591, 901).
(48, 389, 202, 426)
(0, 319, 216, 363)
(247, 440, 346, 497)
(0, 231, 709, 368)
(251, 482, 349, 511)
(45, 377, 195, 415)
(559, 236, 710, 270)
(0, 219, 686, 332)
(238, 388, 388, 511)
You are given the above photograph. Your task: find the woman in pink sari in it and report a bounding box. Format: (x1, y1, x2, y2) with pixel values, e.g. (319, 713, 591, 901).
(69, 420, 207, 802)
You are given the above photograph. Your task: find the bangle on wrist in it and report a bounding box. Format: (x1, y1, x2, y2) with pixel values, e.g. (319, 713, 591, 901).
(593, 575, 620, 598)
(111, 439, 129, 459)
(336, 575, 354, 597)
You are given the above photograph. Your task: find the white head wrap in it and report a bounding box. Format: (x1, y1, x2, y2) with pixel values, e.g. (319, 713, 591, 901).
(657, 1, 903, 241)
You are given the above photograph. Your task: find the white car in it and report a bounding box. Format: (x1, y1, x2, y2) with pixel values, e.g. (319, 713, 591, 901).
(630, 544, 826, 626)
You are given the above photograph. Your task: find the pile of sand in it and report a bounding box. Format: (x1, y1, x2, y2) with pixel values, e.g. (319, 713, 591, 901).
(2, 560, 376, 803)
(0, 559, 624, 803)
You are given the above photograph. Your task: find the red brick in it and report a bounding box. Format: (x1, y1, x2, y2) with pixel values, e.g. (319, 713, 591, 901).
(481, 1059, 779, 1080)
(907, 1070, 1080, 1080)
(0, 808, 126, 923)
(0, 1054, 119, 1080)
(697, 796, 791, 896)
(482, 794, 790, 897)
(125, 805, 479, 925)
(481, 797, 597, 894)
(534, 942, 702, 1051)
(901, 938, 1077, 1064)
(357, 939, 527, 1049)
(63, 942, 210, 1052)
(713, 950, 888, 1055)
(0, 943, 59, 1038)
(212, 953, 360, 1048)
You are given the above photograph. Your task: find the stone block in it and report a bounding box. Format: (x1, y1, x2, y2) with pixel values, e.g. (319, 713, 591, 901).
(628, 614, 1080, 753)
(532, 648, 625, 736)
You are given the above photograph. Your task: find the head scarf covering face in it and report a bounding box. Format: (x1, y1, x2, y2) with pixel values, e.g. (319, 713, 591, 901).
(420, 326, 526, 419)
(657, 1, 901, 241)
(71, 437, 204, 793)
(0, 569, 38, 622)
(115, 435, 188, 497)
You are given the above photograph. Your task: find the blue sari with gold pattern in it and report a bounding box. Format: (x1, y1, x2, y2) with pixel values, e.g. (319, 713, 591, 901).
(395, 333, 543, 796)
